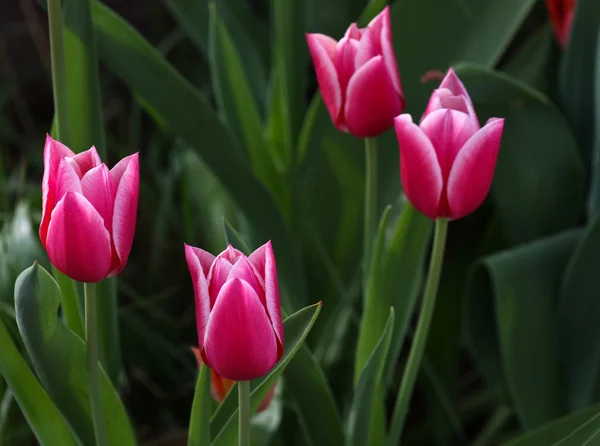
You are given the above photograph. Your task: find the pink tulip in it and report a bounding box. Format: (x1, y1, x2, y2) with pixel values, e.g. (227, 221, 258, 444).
(394, 69, 504, 220)
(306, 6, 405, 138)
(40, 135, 139, 283)
(190, 347, 276, 412)
(185, 242, 284, 381)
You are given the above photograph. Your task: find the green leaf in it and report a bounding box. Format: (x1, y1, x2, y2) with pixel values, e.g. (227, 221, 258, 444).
(455, 64, 585, 245)
(96, 277, 121, 387)
(270, 0, 307, 166)
(503, 403, 600, 446)
(356, 202, 432, 384)
(347, 308, 395, 446)
(14, 263, 136, 446)
(208, 2, 288, 211)
(223, 219, 344, 446)
(551, 411, 600, 445)
(559, 216, 600, 410)
(282, 344, 345, 446)
(188, 363, 211, 446)
(465, 230, 582, 429)
(210, 303, 322, 446)
(88, 0, 307, 311)
(0, 313, 77, 446)
(559, 0, 600, 172)
(392, 0, 536, 115)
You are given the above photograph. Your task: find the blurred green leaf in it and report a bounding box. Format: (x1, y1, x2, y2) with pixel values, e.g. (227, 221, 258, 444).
(88, 0, 307, 311)
(347, 308, 394, 446)
(588, 29, 600, 215)
(250, 383, 283, 446)
(455, 64, 585, 245)
(271, 0, 307, 167)
(208, 3, 288, 212)
(503, 402, 600, 446)
(559, 0, 600, 172)
(559, 215, 600, 410)
(502, 25, 554, 94)
(0, 314, 77, 446)
(188, 363, 211, 446)
(465, 230, 581, 429)
(210, 303, 322, 446)
(14, 263, 135, 446)
(551, 411, 600, 445)
(392, 0, 537, 116)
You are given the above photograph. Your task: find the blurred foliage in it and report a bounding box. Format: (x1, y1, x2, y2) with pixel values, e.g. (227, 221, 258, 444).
(2, 0, 600, 445)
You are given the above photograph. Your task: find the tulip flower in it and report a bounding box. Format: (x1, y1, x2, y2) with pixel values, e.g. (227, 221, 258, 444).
(40, 135, 139, 283)
(190, 347, 276, 412)
(185, 242, 284, 381)
(545, 0, 575, 48)
(394, 69, 504, 220)
(306, 6, 404, 138)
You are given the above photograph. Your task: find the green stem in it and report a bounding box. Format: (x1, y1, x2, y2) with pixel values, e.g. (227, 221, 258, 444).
(363, 137, 377, 284)
(85, 283, 107, 446)
(387, 218, 449, 446)
(238, 381, 251, 446)
(48, 0, 70, 143)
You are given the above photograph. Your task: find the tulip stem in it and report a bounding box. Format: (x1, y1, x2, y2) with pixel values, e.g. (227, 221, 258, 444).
(387, 218, 448, 446)
(84, 283, 107, 446)
(238, 381, 251, 446)
(363, 137, 378, 282)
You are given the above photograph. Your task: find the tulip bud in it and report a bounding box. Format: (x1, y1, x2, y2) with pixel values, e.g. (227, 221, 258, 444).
(190, 347, 276, 412)
(306, 6, 405, 138)
(545, 0, 575, 48)
(185, 242, 284, 381)
(40, 135, 139, 283)
(394, 69, 504, 220)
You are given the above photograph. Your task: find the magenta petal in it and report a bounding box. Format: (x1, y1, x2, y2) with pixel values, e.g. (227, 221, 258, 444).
(81, 164, 116, 233)
(335, 37, 359, 94)
(186, 246, 215, 277)
(71, 146, 102, 175)
(110, 153, 139, 276)
(208, 257, 234, 307)
(262, 242, 284, 355)
(221, 245, 243, 264)
(345, 56, 405, 138)
(306, 33, 343, 128)
(395, 115, 443, 220)
(41, 135, 75, 246)
(228, 257, 264, 305)
(379, 6, 402, 95)
(54, 159, 83, 207)
(354, 25, 380, 70)
(438, 69, 479, 129)
(344, 23, 362, 40)
(185, 244, 212, 352)
(419, 109, 475, 178)
(46, 192, 112, 282)
(447, 118, 504, 220)
(204, 278, 278, 381)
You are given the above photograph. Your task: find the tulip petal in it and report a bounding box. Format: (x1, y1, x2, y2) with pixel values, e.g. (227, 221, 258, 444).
(71, 146, 102, 175)
(395, 114, 443, 220)
(354, 24, 380, 70)
(204, 278, 278, 381)
(420, 109, 475, 178)
(438, 69, 479, 129)
(208, 257, 233, 307)
(344, 23, 362, 40)
(447, 118, 504, 220)
(221, 245, 243, 264)
(41, 135, 75, 245)
(46, 192, 112, 282)
(248, 242, 283, 353)
(110, 153, 139, 276)
(54, 158, 83, 204)
(186, 246, 215, 277)
(306, 33, 343, 128)
(378, 6, 402, 94)
(335, 37, 359, 95)
(81, 164, 116, 233)
(345, 56, 405, 137)
(185, 244, 212, 355)
(228, 257, 265, 306)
